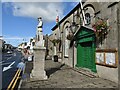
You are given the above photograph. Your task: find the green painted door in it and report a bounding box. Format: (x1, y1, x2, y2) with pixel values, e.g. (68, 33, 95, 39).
(76, 41, 96, 72)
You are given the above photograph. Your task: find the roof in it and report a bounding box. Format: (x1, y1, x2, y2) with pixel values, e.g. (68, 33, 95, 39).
(70, 25, 95, 47)
(74, 25, 95, 37)
(51, 3, 81, 31)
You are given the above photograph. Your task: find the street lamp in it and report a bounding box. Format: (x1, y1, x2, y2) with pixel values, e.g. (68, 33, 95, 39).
(67, 22, 78, 40)
(69, 22, 78, 34)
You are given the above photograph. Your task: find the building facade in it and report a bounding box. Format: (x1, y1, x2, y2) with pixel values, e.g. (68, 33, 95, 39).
(50, 2, 119, 83)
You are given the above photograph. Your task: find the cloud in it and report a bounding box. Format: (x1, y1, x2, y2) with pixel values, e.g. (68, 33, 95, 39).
(2, 0, 64, 2)
(3, 35, 32, 46)
(3, 35, 32, 40)
(2, 0, 79, 2)
(9, 2, 64, 22)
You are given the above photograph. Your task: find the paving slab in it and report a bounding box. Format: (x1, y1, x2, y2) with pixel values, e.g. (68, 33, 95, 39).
(20, 60, 118, 89)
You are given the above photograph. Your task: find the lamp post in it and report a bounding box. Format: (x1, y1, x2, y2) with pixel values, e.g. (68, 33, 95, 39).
(56, 10, 61, 51)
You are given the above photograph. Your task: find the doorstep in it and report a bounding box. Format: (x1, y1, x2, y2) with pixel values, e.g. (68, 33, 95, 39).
(73, 67, 99, 78)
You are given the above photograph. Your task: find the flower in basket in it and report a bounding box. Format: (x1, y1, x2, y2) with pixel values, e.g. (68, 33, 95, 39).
(92, 18, 112, 37)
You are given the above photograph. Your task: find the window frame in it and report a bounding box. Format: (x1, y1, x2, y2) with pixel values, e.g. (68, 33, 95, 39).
(96, 49, 118, 68)
(85, 13, 91, 25)
(64, 25, 70, 58)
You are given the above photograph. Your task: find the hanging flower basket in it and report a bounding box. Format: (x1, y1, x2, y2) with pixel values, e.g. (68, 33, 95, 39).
(92, 18, 112, 38)
(66, 33, 74, 40)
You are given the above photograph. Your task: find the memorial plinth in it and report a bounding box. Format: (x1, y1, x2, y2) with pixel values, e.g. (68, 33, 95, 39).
(31, 46, 47, 80)
(30, 17, 47, 80)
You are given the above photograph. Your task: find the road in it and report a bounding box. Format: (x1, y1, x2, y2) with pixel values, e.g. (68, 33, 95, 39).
(1, 50, 22, 89)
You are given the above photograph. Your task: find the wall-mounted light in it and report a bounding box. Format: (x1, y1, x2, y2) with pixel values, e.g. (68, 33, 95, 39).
(69, 22, 78, 34)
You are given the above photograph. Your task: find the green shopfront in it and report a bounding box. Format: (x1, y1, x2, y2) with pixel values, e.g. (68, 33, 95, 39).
(75, 26, 97, 73)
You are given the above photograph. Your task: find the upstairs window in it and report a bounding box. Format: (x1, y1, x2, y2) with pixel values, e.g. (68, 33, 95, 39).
(85, 13, 91, 25)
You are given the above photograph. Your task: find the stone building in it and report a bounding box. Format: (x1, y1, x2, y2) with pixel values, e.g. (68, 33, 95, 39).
(47, 34, 54, 59)
(118, 2, 120, 87)
(44, 34, 54, 59)
(50, 2, 120, 83)
(0, 36, 4, 50)
(0, 37, 2, 50)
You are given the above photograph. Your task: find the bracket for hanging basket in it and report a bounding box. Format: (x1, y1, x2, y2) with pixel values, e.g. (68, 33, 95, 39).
(51, 39, 61, 46)
(66, 33, 74, 40)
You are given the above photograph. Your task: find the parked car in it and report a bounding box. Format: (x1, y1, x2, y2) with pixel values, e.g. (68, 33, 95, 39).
(7, 51, 12, 54)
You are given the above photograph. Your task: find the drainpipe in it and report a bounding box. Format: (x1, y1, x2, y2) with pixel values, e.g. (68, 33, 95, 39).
(73, 42, 74, 68)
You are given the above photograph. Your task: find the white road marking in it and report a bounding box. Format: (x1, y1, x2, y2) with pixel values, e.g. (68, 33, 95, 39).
(3, 61, 15, 72)
(0, 62, 12, 66)
(7, 57, 12, 60)
(13, 53, 16, 56)
(0, 61, 5, 64)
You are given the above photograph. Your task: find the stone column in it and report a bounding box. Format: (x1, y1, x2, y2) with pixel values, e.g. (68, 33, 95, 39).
(31, 46, 47, 80)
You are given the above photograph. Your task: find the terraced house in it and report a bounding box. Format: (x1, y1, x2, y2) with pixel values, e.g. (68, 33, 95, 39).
(49, 1, 120, 83)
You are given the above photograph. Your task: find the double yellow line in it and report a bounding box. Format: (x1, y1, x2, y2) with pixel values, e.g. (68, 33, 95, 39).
(7, 69, 22, 90)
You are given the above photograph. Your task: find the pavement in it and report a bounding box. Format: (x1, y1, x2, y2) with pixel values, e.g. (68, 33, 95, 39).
(20, 59, 118, 89)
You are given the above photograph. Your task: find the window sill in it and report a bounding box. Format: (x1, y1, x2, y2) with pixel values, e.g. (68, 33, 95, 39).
(64, 56, 69, 58)
(96, 63, 117, 68)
